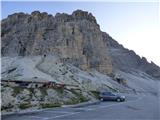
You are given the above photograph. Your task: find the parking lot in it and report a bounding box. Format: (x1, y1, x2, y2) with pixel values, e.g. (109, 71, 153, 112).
(2, 93, 159, 120)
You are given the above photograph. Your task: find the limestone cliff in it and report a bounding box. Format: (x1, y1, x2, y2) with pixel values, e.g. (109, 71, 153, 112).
(2, 9, 160, 79)
(1, 10, 112, 74)
(102, 32, 160, 79)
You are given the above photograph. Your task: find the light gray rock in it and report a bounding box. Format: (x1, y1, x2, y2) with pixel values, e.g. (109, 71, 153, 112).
(102, 32, 160, 79)
(1, 87, 16, 109)
(1, 10, 112, 75)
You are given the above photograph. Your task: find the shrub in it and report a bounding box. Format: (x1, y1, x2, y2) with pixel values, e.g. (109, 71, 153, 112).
(69, 89, 88, 103)
(54, 88, 64, 94)
(90, 91, 100, 99)
(18, 103, 31, 109)
(1, 103, 14, 111)
(64, 98, 79, 105)
(12, 87, 23, 97)
(39, 88, 47, 97)
(40, 103, 61, 108)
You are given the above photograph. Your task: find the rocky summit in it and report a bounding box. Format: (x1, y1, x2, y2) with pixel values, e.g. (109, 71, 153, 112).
(1, 10, 112, 75)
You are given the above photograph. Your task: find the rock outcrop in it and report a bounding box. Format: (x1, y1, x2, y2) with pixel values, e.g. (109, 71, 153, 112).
(1, 10, 112, 75)
(1, 9, 160, 79)
(102, 32, 160, 79)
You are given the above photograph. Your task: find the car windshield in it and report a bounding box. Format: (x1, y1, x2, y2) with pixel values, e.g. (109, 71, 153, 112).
(102, 92, 116, 96)
(112, 93, 117, 95)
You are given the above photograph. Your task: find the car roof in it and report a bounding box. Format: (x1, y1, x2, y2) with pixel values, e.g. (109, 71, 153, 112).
(101, 91, 112, 94)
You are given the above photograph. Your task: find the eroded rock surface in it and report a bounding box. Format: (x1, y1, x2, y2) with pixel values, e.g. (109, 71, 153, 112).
(102, 32, 160, 79)
(1, 10, 112, 74)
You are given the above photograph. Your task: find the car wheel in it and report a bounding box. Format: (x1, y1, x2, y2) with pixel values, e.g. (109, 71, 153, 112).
(117, 98, 121, 102)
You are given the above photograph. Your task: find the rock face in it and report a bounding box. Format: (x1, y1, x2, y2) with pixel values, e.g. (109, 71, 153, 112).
(1, 10, 112, 75)
(102, 32, 160, 79)
(1, 9, 160, 79)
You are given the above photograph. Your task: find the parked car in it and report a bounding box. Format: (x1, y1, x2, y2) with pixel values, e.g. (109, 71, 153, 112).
(99, 92, 125, 102)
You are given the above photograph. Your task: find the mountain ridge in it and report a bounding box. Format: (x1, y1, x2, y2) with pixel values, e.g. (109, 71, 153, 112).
(1, 9, 160, 79)
(102, 32, 160, 79)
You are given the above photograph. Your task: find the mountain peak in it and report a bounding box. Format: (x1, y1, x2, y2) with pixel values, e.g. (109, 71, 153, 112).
(1, 10, 112, 75)
(72, 9, 97, 23)
(1, 10, 160, 79)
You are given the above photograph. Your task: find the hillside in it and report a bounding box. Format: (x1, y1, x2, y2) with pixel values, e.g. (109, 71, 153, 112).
(1, 56, 158, 113)
(102, 32, 160, 79)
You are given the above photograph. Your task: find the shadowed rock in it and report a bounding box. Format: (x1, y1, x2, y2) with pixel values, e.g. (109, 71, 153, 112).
(102, 32, 160, 79)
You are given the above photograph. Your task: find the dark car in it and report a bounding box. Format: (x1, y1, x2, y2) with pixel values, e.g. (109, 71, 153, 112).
(99, 92, 125, 102)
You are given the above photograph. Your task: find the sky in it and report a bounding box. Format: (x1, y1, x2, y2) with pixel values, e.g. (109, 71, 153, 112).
(1, 0, 160, 66)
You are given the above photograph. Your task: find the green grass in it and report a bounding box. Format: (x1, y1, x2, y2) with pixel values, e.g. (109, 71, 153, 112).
(69, 89, 88, 103)
(54, 88, 64, 94)
(39, 88, 47, 97)
(18, 103, 32, 109)
(78, 95, 88, 102)
(40, 103, 61, 108)
(28, 88, 34, 94)
(63, 98, 79, 105)
(12, 87, 24, 97)
(1, 103, 14, 111)
(90, 91, 100, 99)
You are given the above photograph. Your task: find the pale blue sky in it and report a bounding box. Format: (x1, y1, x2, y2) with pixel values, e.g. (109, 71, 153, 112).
(1, 1, 160, 66)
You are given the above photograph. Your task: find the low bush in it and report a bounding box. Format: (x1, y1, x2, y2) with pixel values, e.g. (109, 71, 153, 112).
(1, 103, 14, 111)
(18, 103, 32, 109)
(12, 87, 23, 96)
(40, 103, 61, 108)
(90, 91, 100, 99)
